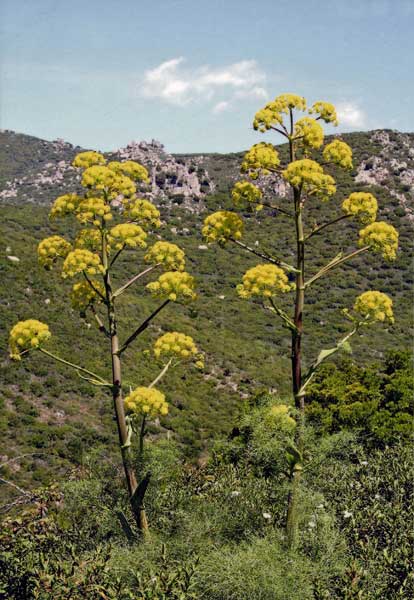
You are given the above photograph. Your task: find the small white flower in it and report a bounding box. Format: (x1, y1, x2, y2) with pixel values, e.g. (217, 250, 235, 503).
(360, 460, 368, 466)
(343, 510, 353, 519)
(262, 512, 271, 520)
(44, 298, 51, 305)
(230, 490, 241, 497)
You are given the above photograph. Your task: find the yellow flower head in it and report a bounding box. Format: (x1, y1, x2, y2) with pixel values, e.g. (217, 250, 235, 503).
(342, 192, 378, 224)
(108, 160, 150, 183)
(9, 319, 51, 360)
(359, 221, 398, 261)
(50, 194, 82, 219)
(62, 249, 104, 278)
(309, 101, 338, 125)
(353, 291, 394, 324)
(38, 236, 72, 269)
(112, 174, 136, 198)
(253, 94, 307, 132)
(282, 159, 336, 200)
(265, 404, 297, 431)
(72, 151, 106, 169)
(81, 165, 117, 191)
(241, 143, 280, 179)
(146, 271, 196, 302)
(107, 223, 147, 251)
(70, 281, 104, 312)
(75, 228, 102, 252)
(144, 241, 185, 271)
(76, 197, 113, 226)
(237, 264, 292, 299)
(323, 140, 353, 170)
(294, 117, 324, 149)
(202, 211, 243, 244)
(122, 198, 161, 229)
(124, 386, 168, 418)
(232, 181, 263, 211)
(154, 331, 198, 361)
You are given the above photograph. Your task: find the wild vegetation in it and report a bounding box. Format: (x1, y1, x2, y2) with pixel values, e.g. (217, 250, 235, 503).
(0, 95, 413, 598)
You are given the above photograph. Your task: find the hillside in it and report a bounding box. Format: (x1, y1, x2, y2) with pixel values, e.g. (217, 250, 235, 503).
(0, 128, 413, 493)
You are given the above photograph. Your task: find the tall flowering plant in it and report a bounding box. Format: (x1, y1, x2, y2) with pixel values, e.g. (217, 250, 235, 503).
(9, 151, 203, 533)
(203, 94, 398, 546)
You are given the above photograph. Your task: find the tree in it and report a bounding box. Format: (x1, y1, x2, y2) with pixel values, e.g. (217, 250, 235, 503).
(202, 94, 398, 547)
(8, 151, 203, 533)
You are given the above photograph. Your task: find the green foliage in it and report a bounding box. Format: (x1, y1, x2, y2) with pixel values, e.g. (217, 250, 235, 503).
(306, 350, 413, 442)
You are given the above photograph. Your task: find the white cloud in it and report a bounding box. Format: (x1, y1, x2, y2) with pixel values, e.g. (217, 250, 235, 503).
(337, 102, 366, 128)
(140, 58, 268, 110)
(212, 101, 231, 114)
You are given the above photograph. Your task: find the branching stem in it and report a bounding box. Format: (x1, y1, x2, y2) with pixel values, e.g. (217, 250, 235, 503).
(118, 299, 170, 355)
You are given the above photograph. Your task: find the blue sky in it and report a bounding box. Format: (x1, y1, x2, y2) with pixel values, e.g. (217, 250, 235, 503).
(1, 0, 412, 152)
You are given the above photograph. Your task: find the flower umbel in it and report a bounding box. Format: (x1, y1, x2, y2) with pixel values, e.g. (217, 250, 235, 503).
(359, 221, 398, 261)
(49, 194, 82, 219)
(154, 332, 198, 361)
(72, 151, 106, 169)
(323, 140, 353, 170)
(9, 320, 51, 360)
(122, 198, 162, 229)
(241, 143, 280, 179)
(202, 211, 243, 244)
(144, 241, 185, 271)
(237, 264, 292, 298)
(309, 101, 338, 125)
(37, 236, 72, 269)
(232, 181, 263, 211)
(62, 249, 104, 278)
(124, 386, 168, 418)
(265, 404, 297, 431)
(76, 198, 113, 226)
(253, 94, 307, 132)
(282, 159, 336, 200)
(70, 281, 105, 312)
(107, 224, 147, 251)
(353, 291, 394, 324)
(342, 192, 378, 224)
(146, 271, 196, 302)
(294, 117, 324, 149)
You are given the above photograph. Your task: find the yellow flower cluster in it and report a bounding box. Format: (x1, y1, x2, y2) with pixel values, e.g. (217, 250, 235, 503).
(107, 223, 147, 251)
(37, 235, 72, 269)
(76, 198, 113, 226)
(294, 117, 324, 149)
(62, 249, 104, 278)
(323, 140, 353, 170)
(108, 160, 150, 183)
(265, 404, 297, 431)
(122, 198, 161, 229)
(231, 181, 263, 211)
(253, 94, 307, 132)
(75, 228, 102, 252)
(72, 151, 106, 169)
(237, 264, 292, 298)
(154, 332, 198, 360)
(9, 319, 51, 360)
(309, 101, 338, 125)
(240, 143, 280, 179)
(81, 166, 117, 190)
(124, 386, 168, 418)
(342, 192, 378, 224)
(282, 159, 336, 200)
(112, 174, 137, 198)
(49, 194, 82, 219)
(359, 221, 398, 261)
(202, 211, 243, 244)
(144, 241, 185, 271)
(353, 291, 394, 323)
(70, 281, 104, 312)
(146, 271, 196, 302)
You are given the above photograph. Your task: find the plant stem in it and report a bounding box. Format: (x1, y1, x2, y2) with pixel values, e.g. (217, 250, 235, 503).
(148, 359, 173, 388)
(305, 214, 351, 240)
(112, 264, 160, 298)
(229, 238, 298, 273)
(39, 348, 108, 384)
(102, 227, 148, 532)
(305, 246, 369, 287)
(118, 300, 170, 355)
